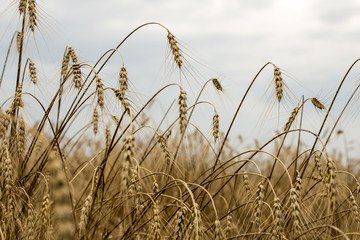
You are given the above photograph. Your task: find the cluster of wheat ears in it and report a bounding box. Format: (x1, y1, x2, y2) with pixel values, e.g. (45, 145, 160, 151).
(0, 1, 360, 240)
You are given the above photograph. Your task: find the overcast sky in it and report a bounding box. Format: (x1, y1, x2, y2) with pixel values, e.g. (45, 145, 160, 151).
(1, 0, 360, 159)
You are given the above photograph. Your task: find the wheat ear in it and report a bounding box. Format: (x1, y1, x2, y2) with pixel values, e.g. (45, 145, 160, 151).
(167, 31, 183, 68)
(273, 66, 283, 102)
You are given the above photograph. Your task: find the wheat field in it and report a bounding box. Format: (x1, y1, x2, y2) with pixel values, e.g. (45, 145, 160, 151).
(0, 1, 360, 240)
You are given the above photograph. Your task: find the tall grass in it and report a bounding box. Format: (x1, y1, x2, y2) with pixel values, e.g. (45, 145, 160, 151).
(0, 1, 360, 239)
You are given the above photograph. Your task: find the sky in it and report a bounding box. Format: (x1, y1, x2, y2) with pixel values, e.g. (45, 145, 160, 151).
(1, 0, 360, 160)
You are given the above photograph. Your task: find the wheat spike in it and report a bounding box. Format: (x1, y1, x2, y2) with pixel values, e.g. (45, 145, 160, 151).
(121, 134, 134, 192)
(61, 50, 70, 76)
(92, 107, 98, 135)
(211, 78, 223, 91)
(311, 97, 325, 110)
(167, 31, 183, 68)
(212, 112, 219, 142)
(19, 0, 27, 14)
(178, 88, 187, 134)
(326, 157, 337, 212)
(68, 46, 78, 63)
(152, 201, 161, 240)
(214, 219, 223, 240)
(271, 197, 287, 240)
(243, 172, 251, 197)
(72, 64, 82, 89)
(284, 106, 299, 131)
(96, 76, 104, 108)
(290, 188, 301, 236)
(273, 66, 283, 102)
(17, 115, 25, 158)
(79, 194, 92, 237)
(350, 193, 360, 223)
(105, 125, 111, 150)
(314, 153, 324, 181)
(28, 0, 37, 32)
(28, 59, 38, 84)
(254, 181, 264, 230)
(12, 85, 24, 111)
(16, 31, 22, 52)
(157, 133, 172, 167)
(119, 66, 128, 99)
(40, 191, 50, 228)
(173, 208, 186, 240)
(25, 202, 35, 240)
